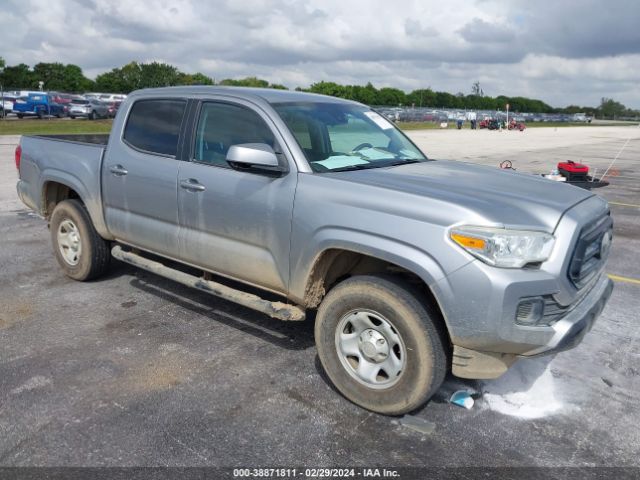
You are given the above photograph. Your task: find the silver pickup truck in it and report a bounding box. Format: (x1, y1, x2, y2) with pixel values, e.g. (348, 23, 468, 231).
(15, 86, 614, 414)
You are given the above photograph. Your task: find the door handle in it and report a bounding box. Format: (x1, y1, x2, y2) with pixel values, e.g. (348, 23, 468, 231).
(109, 165, 128, 176)
(180, 179, 206, 192)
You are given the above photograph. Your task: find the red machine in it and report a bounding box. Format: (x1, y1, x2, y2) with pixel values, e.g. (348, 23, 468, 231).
(508, 120, 526, 131)
(557, 161, 589, 181)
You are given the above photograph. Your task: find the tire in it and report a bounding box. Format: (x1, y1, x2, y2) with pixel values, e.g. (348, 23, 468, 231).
(88, 111, 96, 120)
(17, 114, 23, 119)
(37, 110, 44, 119)
(315, 275, 448, 415)
(70, 115, 76, 119)
(49, 199, 110, 281)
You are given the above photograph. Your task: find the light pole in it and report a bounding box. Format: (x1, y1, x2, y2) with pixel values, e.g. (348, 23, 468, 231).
(0, 63, 4, 120)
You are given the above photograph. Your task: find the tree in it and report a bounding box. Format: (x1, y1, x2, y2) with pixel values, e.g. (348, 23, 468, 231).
(376, 87, 407, 106)
(351, 82, 378, 105)
(177, 72, 214, 85)
(63, 64, 94, 92)
(95, 62, 142, 93)
(138, 62, 180, 88)
(33, 62, 65, 90)
(471, 81, 484, 97)
(407, 88, 436, 107)
(307, 81, 347, 98)
(219, 76, 287, 90)
(0, 63, 35, 89)
(599, 98, 626, 119)
(220, 76, 269, 88)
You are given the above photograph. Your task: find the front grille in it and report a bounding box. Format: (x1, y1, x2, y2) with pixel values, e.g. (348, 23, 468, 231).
(568, 213, 613, 289)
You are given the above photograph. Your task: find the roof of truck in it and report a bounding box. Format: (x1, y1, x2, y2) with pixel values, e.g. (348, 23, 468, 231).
(128, 86, 357, 105)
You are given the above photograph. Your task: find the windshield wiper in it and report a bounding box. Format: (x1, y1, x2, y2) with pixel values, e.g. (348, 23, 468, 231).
(329, 163, 381, 172)
(385, 159, 422, 167)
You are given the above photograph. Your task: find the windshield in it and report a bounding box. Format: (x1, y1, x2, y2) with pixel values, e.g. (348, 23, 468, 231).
(273, 102, 427, 172)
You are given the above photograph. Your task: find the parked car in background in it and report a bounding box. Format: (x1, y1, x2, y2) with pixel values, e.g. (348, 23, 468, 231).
(68, 98, 110, 119)
(85, 93, 127, 103)
(107, 101, 122, 118)
(7, 90, 41, 98)
(98, 93, 127, 103)
(50, 92, 77, 105)
(13, 93, 68, 118)
(2, 96, 17, 116)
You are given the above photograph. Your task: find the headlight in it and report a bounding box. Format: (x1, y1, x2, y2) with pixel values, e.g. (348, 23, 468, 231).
(450, 226, 555, 268)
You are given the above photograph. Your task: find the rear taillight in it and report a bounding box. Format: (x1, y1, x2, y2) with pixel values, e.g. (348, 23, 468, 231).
(15, 145, 22, 170)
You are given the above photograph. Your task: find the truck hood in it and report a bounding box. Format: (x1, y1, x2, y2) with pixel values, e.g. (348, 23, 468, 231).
(331, 160, 594, 231)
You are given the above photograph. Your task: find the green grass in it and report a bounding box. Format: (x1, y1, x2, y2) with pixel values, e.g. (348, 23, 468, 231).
(397, 122, 456, 130)
(0, 118, 113, 136)
(1, 117, 636, 136)
(397, 120, 637, 131)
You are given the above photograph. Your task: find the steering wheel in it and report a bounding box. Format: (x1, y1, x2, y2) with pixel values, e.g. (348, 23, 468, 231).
(500, 160, 513, 170)
(353, 143, 373, 151)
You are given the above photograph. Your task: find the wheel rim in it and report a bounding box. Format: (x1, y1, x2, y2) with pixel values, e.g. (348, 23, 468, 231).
(57, 219, 82, 266)
(335, 309, 406, 390)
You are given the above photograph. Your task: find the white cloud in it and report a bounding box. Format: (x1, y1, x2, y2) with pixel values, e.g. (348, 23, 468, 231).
(2, 0, 639, 107)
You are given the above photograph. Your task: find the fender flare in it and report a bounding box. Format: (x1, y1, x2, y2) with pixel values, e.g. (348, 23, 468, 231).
(293, 227, 452, 303)
(39, 169, 113, 240)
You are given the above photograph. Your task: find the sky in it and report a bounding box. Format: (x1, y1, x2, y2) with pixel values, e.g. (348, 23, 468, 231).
(1, 0, 639, 108)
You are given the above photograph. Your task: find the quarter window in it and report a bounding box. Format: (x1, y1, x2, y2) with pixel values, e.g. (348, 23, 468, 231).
(194, 102, 276, 167)
(123, 99, 186, 156)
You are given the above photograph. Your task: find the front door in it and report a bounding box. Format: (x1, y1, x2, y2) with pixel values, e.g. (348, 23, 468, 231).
(177, 100, 297, 294)
(102, 98, 187, 257)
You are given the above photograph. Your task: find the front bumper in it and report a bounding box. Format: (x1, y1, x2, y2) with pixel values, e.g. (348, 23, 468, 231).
(522, 274, 613, 356)
(449, 273, 613, 379)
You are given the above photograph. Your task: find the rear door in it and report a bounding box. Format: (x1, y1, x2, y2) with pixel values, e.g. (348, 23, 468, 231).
(102, 98, 187, 257)
(176, 99, 297, 294)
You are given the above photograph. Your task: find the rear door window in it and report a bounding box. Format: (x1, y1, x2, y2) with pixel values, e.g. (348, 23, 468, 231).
(123, 99, 186, 157)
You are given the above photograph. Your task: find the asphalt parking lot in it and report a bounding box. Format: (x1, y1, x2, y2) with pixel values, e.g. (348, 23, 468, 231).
(0, 126, 639, 468)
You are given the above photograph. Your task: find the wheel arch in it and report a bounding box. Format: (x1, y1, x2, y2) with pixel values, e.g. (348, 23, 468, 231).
(40, 173, 112, 240)
(298, 243, 453, 342)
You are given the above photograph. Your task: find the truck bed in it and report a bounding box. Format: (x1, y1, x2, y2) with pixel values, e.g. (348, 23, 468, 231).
(30, 134, 110, 146)
(16, 134, 111, 238)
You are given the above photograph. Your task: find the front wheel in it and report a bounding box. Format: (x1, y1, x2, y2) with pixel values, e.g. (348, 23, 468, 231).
(315, 275, 448, 415)
(50, 199, 111, 281)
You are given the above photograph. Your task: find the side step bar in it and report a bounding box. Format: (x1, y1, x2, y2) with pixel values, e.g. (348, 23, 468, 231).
(111, 245, 305, 321)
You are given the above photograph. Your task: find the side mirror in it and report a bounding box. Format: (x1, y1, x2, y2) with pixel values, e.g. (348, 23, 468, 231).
(226, 143, 286, 174)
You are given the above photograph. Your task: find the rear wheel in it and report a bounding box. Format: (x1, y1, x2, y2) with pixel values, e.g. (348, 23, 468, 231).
(315, 275, 448, 415)
(50, 199, 110, 281)
(88, 111, 96, 120)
